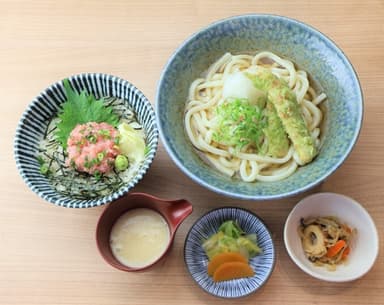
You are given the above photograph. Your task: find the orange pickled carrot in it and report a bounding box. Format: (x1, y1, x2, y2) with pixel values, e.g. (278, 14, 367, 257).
(213, 261, 254, 282)
(207, 252, 248, 276)
(326, 240, 346, 258)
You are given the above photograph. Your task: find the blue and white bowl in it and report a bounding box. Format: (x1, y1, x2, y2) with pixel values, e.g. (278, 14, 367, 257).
(156, 14, 363, 200)
(14, 73, 158, 208)
(184, 207, 275, 298)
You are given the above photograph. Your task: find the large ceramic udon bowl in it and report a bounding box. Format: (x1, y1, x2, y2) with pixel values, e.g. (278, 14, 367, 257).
(156, 14, 363, 200)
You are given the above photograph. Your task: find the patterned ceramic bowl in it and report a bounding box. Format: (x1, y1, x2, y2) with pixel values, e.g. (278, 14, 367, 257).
(14, 73, 158, 208)
(184, 207, 275, 298)
(156, 14, 363, 200)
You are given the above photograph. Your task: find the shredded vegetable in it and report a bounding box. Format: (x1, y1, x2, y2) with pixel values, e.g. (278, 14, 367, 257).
(298, 216, 355, 270)
(212, 98, 266, 151)
(202, 220, 262, 260)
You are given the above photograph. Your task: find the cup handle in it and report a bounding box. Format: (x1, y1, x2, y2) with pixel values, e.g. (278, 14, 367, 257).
(164, 199, 193, 231)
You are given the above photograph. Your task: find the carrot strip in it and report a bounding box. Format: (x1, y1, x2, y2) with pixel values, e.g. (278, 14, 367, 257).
(326, 240, 346, 258)
(341, 246, 350, 259)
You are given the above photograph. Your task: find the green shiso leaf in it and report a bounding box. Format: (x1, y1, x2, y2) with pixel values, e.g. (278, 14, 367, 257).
(56, 79, 119, 148)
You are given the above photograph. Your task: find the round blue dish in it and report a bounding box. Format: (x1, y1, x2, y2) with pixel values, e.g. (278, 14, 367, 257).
(14, 73, 158, 208)
(184, 207, 275, 298)
(156, 14, 363, 200)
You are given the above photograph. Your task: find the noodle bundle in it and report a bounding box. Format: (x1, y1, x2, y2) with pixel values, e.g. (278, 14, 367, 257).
(184, 51, 326, 182)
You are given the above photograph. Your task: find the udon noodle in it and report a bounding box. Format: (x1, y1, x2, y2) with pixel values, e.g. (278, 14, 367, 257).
(184, 51, 327, 182)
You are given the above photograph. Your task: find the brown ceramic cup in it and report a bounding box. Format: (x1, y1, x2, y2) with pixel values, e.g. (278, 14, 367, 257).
(96, 192, 193, 271)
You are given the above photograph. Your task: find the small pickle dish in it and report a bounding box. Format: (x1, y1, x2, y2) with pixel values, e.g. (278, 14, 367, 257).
(184, 207, 275, 298)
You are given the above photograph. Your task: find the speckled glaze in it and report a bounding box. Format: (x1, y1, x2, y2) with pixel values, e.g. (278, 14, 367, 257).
(156, 14, 363, 200)
(14, 73, 158, 208)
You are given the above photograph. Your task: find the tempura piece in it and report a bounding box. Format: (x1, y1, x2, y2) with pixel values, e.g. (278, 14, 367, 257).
(263, 100, 290, 157)
(245, 71, 290, 158)
(248, 70, 317, 164)
(268, 85, 317, 164)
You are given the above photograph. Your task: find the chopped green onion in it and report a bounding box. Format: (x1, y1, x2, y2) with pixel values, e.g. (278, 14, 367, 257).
(97, 152, 105, 162)
(213, 98, 266, 151)
(40, 163, 49, 175)
(98, 129, 111, 139)
(114, 155, 129, 171)
(86, 134, 97, 143)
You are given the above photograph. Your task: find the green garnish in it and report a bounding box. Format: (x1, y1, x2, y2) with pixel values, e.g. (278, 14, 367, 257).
(56, 79, 119, 148)
(97, 152, 105, 162)
(37, 156, 50, 175)
(213, 98, 266, 150)
(40, 163, 50, 175)
(86, 134, 97, 144)
(84, 156, 91, 169)
(115, 155, 129, 171)
(98, 129, 111, 139)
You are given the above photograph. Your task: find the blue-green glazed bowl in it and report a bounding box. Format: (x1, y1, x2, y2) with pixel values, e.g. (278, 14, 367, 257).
(156, 14, 363, 200)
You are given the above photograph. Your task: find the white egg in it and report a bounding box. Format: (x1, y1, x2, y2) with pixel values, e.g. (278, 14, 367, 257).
(222, 71, 264, 105)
